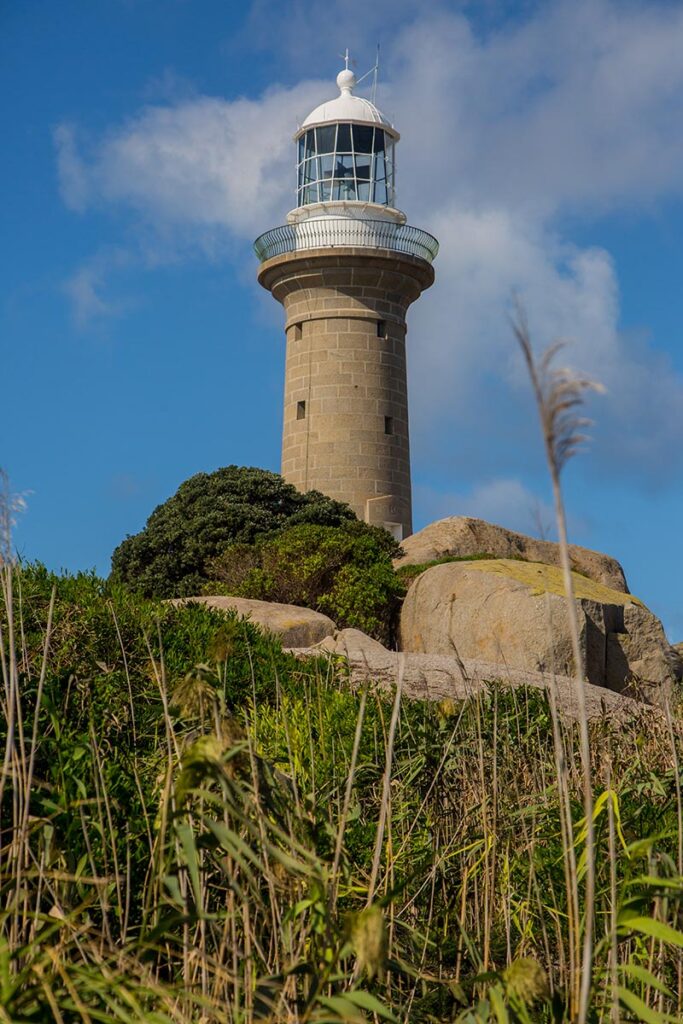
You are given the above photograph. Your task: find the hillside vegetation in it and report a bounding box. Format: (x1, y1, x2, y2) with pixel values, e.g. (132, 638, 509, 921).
(3, 561, 683, 1022)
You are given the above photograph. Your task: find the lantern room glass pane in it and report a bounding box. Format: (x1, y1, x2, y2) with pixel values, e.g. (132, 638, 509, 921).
(335, 153, 354, 178)
(332, 178, 346, 200)
(374, 129, 385, 153)
(303, 158, 316, 183)
(353, 124, 374, 152)
(336, 123, 352, 152)
(316, 125, 336, 153)
(304, 130, 315, 157)
(357, 181, 370, 201)
(355, 155, 371, 181)
(373, 181, 387, 204)
(319, 154, 334, 178)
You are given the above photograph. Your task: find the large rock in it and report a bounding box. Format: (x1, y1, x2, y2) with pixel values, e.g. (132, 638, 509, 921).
(399, 559, 676, 702)
(674, 644, 683, 681)
(289, 628, 654, 723)
(172, 595, 336, 648)
(395, 516, 628, 593)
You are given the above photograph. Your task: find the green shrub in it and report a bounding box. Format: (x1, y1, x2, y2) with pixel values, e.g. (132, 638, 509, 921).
(208, 521, 404, 645)
(110, 465, 355, 598)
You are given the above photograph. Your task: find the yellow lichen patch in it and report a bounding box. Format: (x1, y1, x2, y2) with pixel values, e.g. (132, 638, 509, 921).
(459, 558, 644, 607)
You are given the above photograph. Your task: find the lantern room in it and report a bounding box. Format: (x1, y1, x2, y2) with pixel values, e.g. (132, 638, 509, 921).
(294, 67, 399, 210)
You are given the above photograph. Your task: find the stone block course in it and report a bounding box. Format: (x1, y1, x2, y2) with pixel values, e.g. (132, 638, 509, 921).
(258, 247, 434, 537)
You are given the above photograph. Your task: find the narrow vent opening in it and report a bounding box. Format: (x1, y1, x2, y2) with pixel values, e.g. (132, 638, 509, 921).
(297, 400, 306, 420)
(292, 323, 303, 340)
(384, 415, 393, 435)
(376, 319, 387, 338)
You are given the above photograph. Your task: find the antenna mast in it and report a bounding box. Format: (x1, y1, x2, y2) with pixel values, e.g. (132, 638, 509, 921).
(371, 43, 380, 104)
(355, 44, 381, 97)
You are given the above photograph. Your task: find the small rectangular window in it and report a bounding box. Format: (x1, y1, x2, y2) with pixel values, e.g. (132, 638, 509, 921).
(291, 323, 302, 340)
(297, 401, 306, 420)
(384, 415, 393, 435)
(376, 320, 386, 338)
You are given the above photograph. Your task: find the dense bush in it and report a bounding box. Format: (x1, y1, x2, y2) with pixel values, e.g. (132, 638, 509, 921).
(110, 466, 356, 598)
(207, 521, 404, 644)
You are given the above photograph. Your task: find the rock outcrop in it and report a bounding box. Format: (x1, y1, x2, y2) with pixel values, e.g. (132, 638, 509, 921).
(674, 643, 683, 681)
(399, 559, 675, 702)
(290, 628, 654, 724)
(172, 595, 336, 648)
(395, 516, 628, 593)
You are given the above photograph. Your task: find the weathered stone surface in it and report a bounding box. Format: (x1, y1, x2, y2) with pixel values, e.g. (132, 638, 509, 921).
(172, 595, 336, 648)
(260, 249, 434, 539)
(673, 644, 683, 681)
(399, 559, 675, 702)
(289, 628, 654, 723)
(395, 516, 628, 593)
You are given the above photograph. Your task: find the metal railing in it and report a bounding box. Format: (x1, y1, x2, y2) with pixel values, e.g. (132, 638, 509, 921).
(254, 218, 439, 264)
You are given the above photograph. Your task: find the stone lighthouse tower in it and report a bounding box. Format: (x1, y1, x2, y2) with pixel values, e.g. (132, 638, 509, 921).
(254, 59, 438, 539)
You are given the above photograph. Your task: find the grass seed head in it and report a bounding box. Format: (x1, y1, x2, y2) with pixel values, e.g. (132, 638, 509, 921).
(503, 957, 550, 1005)
(348, 904, 387, 980)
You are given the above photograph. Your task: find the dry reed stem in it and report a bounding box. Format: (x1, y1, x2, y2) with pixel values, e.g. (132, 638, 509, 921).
(512, 301, 604, 1023)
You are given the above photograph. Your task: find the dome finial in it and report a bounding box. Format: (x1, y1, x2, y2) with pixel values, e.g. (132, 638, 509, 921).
(337, 48, 356, 95)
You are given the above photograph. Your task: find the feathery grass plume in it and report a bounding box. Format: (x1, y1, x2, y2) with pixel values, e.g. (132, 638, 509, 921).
(172, 665, 219, 719)
(511, 301, 604, 1024)
(348, 904, 388, 980)
(512, 303, 605, 474)
(174, 734, 230, 803)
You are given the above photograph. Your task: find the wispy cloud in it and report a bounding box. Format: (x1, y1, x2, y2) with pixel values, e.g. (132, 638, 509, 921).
(54, 123, 90, 212)
(63, 249, 129, 329)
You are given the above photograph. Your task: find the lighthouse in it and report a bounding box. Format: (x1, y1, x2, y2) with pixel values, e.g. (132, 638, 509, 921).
(254, 58, 438, 540)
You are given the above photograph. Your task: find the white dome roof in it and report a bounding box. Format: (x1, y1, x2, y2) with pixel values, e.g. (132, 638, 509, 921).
(299, 67, 398, 138)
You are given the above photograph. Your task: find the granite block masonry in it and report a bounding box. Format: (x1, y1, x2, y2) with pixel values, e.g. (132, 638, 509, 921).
(254, 58, 438, 540)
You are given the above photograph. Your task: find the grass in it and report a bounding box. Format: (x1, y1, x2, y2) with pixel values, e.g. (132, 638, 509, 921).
(395, 553, 499, 587)
(2, 559, 683, 1022)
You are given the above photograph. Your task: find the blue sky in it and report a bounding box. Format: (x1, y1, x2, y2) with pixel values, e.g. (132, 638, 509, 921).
(3, 0, 683, 639)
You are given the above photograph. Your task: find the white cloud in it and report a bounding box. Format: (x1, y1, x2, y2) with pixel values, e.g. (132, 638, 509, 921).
(56, 82, 322, 238)
(414, 477, 554, 538)
(53, 0, 683, 476)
